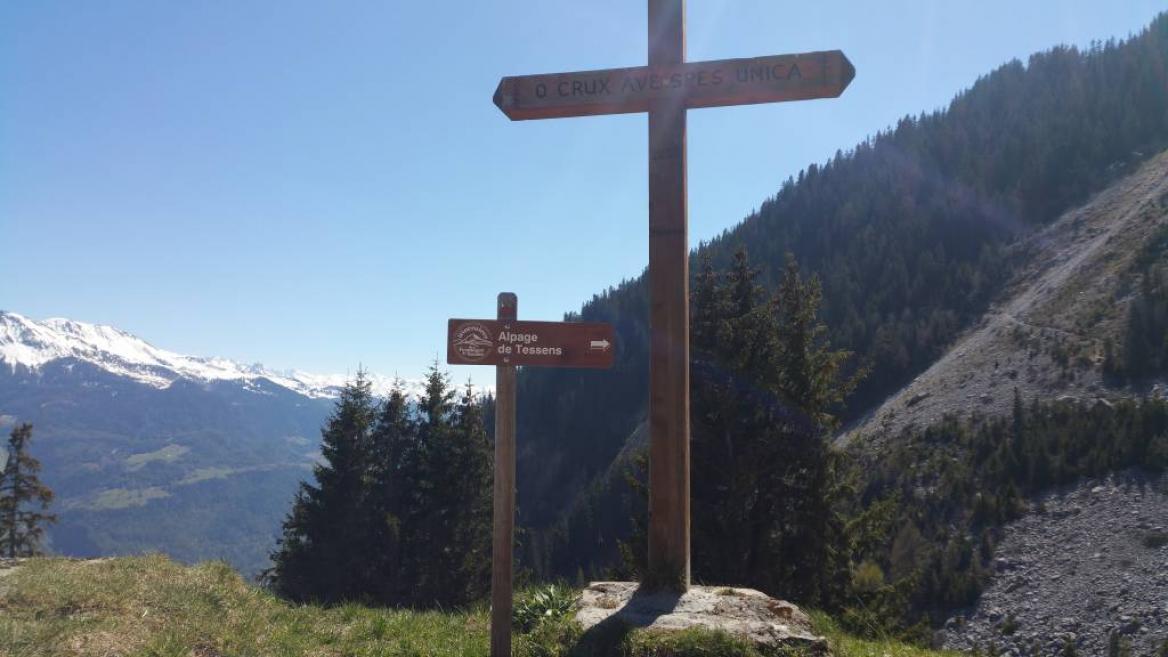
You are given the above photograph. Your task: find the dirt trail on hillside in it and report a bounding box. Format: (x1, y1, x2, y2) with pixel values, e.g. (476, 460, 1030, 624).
(844, 150, 1168, 447)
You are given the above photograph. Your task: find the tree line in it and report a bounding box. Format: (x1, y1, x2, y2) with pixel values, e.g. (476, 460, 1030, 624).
(268, 250, 863, 614)
(848, 394, 1168, 638)
(266, 366, 493, 607)
(264, 246, 1168, 645)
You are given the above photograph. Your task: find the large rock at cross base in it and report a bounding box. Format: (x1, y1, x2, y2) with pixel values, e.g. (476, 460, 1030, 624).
(576, 581, 828, 653)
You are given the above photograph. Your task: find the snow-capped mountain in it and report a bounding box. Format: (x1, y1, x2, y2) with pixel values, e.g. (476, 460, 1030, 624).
(0, 311, 451, 575)
(0, 311, 408, 399)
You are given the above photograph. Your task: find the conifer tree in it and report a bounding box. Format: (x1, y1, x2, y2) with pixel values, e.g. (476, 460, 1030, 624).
(402, 361, 456, 604)
(268, 373, 377, 603)
(681, 249, 860, 604)
(771, 254, 860, 605)
(269, 365, 495, 608)
(405, 366, 492, 607)
(446, 380, 492, 603)
(366, 379, 415, 603)
(0, 423, 56, 558)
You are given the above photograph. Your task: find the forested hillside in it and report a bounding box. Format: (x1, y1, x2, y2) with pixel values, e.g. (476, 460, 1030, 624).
(848, 147, 1168, 442)
(855, 396, 1168, 643)
(515, 13, 1168, 576)
(0, 359, 332, 575)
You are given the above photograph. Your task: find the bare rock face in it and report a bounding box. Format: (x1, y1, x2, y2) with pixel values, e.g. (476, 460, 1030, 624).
(842, 151, 1168, 449)
(576, 581, 827, 653)
(939, 471, 1168, 656)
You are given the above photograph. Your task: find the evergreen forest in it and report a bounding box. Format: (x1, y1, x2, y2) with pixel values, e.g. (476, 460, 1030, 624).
(516, 12, 1168, 585)
(267, 367, 493, 608)
(265, 11, 1168, 640)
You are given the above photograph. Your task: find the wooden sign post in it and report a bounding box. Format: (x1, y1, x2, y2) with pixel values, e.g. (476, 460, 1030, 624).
(493, 1, 854, 595)
(491, 294, 518, 657)
(447, 293, 615, 657)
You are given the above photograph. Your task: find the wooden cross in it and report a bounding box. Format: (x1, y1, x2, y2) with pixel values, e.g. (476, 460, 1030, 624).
(493, 0, 853, 602)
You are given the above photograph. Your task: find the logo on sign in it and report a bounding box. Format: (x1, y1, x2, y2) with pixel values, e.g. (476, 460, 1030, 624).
(453, 322, 494, 361)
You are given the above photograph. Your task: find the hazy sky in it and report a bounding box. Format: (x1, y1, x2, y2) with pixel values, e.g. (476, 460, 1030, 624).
(2, 1, 1163, 383)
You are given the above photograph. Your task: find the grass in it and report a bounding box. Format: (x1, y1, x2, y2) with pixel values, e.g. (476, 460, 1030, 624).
(177, 466, 241, 486)
(809, 614, 958, 657)
(70, 487, 172, 511)
(124, 444, 190, 471)
(0, 556, 957, 657)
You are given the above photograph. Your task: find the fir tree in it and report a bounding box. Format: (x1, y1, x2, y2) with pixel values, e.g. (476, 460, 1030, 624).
(366, 379, 415, 603)
(670, 249, 861, 604)
(446, 380, 493, 603)
(406, 367, 492, 607)
(268, 372, 377, 603)
(0, 423, 56, 558)
(269, 363, 494, 609)
(402, 361, 457, 604)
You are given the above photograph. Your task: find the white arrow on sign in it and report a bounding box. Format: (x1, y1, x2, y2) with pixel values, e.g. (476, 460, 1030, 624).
(590, 339, 611, 351)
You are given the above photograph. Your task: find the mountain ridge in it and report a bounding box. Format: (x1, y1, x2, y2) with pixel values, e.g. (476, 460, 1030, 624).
(845, 148, 1168, 446)
(0, 311, 415, 400)
(521, 14, 1168, 579)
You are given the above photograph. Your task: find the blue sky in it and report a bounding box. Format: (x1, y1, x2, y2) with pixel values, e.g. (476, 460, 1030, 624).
(1, 1, 1163, 383)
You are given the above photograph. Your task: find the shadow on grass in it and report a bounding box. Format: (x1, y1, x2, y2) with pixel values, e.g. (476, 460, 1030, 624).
(568, 585, 682, 657)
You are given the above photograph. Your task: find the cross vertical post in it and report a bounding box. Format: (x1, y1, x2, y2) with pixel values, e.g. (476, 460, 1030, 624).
(646, 0, 690, 590)
(491, 292, 518, 657)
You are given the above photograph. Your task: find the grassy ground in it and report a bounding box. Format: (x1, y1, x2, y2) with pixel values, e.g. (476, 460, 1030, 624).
(0, 556, 956, 657)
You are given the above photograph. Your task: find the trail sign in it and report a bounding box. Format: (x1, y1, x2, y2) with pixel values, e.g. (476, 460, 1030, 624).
(447, 319, 614, 368)
(447, 295, 614, 657)
(494, 50, 854, 121)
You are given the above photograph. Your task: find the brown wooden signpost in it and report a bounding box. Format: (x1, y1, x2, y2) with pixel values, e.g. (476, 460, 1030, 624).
(447, 318, 614, 368)
(447, 293, 615, 657)
(491, 1, 855, 638)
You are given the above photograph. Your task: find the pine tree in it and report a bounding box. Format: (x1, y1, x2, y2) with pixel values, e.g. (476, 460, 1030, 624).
(685, 250, 861, 605)
(393, 363, 492, 608)
(446, 380, 493, 603)
(0, 423, 56, 558)
(268, 373, 377, 603)
(366, 379, 415, 603)
(403, 361, 457, 605)
(269, 362, 494, 609)
(770, 254, 861, 605)
(773, 253, 860, 428)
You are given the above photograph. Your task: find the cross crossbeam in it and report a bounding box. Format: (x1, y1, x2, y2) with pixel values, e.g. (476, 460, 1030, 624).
(494, 50, 854, 120)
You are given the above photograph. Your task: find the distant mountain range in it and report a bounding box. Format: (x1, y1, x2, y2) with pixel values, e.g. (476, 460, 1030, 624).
(0, 311, 407, 399)
(0, 311, 412, 576)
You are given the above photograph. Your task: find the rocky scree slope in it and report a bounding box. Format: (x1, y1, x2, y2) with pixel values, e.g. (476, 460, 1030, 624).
(938, 470, 1168, 656)
(845, 150, 1168, 447)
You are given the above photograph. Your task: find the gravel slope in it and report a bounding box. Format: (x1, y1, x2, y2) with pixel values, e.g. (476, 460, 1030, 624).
(844, 151, 1168, 448)
(938, 470, 1168, 656)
